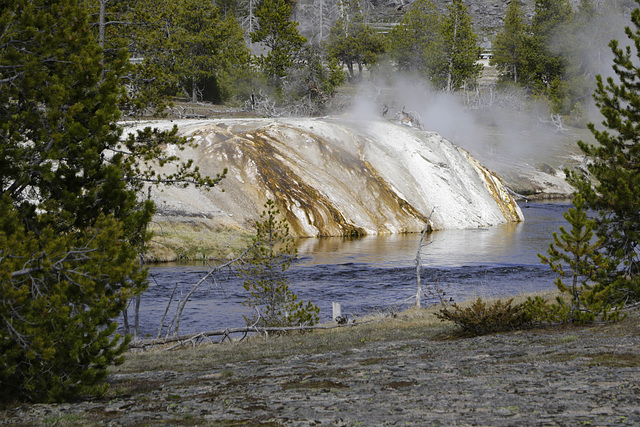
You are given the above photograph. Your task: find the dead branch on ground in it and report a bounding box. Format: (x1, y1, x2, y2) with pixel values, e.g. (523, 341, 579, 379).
(129, 321, 373, 350)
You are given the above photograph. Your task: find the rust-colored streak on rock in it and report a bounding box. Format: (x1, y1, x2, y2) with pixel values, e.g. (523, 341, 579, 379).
(246, 130, 366, 237)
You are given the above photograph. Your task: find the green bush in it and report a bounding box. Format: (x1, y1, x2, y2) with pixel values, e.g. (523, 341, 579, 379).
(0, 0, 146, 403)
(0, 208, 142, 403)
(435, 298, 532, 336)
(525, 293, 624, 326)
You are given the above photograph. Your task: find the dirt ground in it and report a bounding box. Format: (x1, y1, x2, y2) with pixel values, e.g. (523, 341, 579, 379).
(2, 307, 639, 426)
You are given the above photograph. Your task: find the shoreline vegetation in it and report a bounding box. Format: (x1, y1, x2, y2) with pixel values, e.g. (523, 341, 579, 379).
(145, 220, 252, 263)
(2, 295, 639, 425)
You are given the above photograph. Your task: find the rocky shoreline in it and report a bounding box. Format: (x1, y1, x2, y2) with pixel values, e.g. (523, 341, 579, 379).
(2, 308, 639, 426)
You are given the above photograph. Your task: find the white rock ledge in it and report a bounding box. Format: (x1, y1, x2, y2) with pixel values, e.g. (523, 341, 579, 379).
(127, 118, 524, 237)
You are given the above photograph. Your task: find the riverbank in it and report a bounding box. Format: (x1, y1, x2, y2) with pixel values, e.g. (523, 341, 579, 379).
(3, 305, 639, 426)
(145, 191, 571, 264)
(145, 217, 251, 263)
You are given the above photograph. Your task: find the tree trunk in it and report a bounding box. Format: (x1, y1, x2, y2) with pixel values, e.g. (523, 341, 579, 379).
(99, 0, 106, 48)
(134, 295, 140, 340)
(318, 0, 323, 41)
(446, 16, 459, 92)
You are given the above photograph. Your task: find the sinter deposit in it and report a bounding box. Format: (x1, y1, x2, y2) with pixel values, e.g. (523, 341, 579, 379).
(130, 118, 523, 237)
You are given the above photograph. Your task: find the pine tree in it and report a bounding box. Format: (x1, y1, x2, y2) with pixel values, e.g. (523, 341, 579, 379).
(520, 0, 573, 110)
(84, 0, 173, 117)
(559, 0, 622, 123)
(251, 0, 307, 90)
(281, 44, 345, 114)
(125, 0, 250, 104)
(536, 195, 619, 324)
(0, 0, 224, 402)
(387, 0, 443, 79)
(568, 1, 640, 303)
(326, 0, 385, 81)
(240, 200, 319, 328)
(0, 0, 143, 402)
(439, 0, 482, 91)
(491, 0, 526, 84)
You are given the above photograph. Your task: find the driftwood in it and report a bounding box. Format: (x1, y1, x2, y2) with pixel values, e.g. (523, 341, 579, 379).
(539, 114, 566, 134)
(245, 88, 278, 117)
(129, 321, 369, 350)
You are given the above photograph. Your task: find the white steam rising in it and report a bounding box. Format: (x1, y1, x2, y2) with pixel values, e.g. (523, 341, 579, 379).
(342, 3, 635, 174)
(343, 75, 561, 172)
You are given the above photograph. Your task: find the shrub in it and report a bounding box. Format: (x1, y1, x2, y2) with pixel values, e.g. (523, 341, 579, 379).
(0, 210, 141, 403)
(239, 200, 319, 328)
(435, 298, 532, 336)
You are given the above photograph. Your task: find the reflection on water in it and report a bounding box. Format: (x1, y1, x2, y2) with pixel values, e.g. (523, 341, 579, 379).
(126, 200, 571, 337)
(295, 200, 569, 268)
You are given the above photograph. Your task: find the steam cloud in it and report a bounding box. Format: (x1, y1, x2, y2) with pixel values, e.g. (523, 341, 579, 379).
(340, 5, 634, 175)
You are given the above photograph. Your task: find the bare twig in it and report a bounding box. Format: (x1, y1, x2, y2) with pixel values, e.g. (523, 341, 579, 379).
(415, 208, 436, 308)
(129, 320, 375, 350)
(170, 246, 254, 336)
(157, 280, 179, 339)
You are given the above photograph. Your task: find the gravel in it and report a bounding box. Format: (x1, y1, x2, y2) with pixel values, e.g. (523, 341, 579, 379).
(2, 313, 639, 426)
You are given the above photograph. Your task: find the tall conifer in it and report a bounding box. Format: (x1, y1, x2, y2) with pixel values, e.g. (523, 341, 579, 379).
(569, 1, 640, 303)
(491, 0, 525, 83)
(0, 0, 224, 402)
(388, 0, 443, 78)
(537, 195, 618, 324)
(251, 0, 307, 89)
(440, 0, 481, 91)
(0, 0, 143, 402)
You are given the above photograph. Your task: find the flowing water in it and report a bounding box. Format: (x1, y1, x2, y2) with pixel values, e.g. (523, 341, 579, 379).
(125, 200, 570, 338)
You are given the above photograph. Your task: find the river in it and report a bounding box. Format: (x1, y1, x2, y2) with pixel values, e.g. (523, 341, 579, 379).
(124, 200, 570, 338)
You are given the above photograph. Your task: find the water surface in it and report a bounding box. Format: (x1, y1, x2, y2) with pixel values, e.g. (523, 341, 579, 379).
(126, 200, 570, 337)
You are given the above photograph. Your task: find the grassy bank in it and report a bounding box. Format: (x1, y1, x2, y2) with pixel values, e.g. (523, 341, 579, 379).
(114, 291, 564, 376)
(115, 306, 453, 378)
(4, 295, 638, 426)
(145, 220, 252, 263)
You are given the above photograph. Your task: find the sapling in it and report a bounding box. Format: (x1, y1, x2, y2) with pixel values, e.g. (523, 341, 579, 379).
(534, 194, 622, 324)
(239, 200, 319, 328)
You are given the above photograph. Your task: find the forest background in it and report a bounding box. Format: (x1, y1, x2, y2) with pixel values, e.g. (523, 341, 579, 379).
(93, 0, 637, 125)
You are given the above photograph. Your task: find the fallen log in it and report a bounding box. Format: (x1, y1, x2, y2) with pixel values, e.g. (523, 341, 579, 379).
(128, 321, 369, 350)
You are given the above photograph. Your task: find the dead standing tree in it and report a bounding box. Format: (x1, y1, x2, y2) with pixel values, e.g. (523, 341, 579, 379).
(415, 208, 436, 308)
(152, 247, 254, 339)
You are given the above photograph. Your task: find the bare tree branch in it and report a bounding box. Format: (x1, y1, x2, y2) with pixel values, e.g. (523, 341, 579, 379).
(130, 320, 374, 349)
(415, 207, 436, 308)
(168, 245, 255, 337)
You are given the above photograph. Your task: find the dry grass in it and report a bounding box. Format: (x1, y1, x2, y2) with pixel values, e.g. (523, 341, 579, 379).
(145, 220, 251, 262)
(113, 305, 451, 376)
(112, 293, 560, 376)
